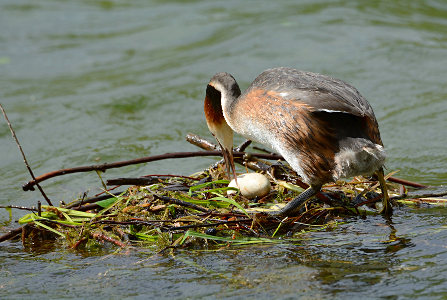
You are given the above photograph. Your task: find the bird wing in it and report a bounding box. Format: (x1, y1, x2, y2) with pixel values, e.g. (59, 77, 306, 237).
(245, 67, 376, 119)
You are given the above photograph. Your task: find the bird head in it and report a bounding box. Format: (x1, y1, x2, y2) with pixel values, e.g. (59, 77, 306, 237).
(204, 73, 241, 181)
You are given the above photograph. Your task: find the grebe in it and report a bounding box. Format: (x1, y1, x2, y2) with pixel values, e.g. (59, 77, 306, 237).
(204, 67, 391, 216)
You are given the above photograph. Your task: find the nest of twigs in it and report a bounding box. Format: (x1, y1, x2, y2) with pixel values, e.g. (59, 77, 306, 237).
(5, 165, 403, 253)
(2, 133, 445, 253)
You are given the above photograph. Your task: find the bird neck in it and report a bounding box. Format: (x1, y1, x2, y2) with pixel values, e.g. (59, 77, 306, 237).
(204, 85, 234, 151)
(220, 90, 238, 129)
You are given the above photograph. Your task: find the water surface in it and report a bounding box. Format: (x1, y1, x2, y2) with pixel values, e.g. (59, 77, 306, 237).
(1, 0, 447, 299)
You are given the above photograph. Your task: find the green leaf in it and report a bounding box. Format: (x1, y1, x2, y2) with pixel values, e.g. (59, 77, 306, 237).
(131, 232, 159, 241)
(276, 180, 305, 193)
(41, 206, 96, 218)
(19, 212, 47, 224)
(175, 194, 230, 208)
(188, 180, 230, 196)
(209, 195, 249, 217)
(61, 211, 74, 223)
(93, 192, 126, 218)
(18, 206, 96, 225)
(180, 230, 281, 245)
(96, 197, 119, 208)
(33, 220, 66, 238)
(128, 225, 159, 241)
(31, 215, 66, 238)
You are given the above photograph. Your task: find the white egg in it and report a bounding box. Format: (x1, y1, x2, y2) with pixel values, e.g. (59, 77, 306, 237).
(228, 173, 271, 199)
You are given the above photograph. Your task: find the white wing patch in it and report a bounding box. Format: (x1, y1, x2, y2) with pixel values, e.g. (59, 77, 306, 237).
(314, 108, 346, 113)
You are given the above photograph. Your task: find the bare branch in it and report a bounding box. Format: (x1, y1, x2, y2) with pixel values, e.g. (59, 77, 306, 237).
(23, 150, 282, 191)
(0, 103, 53, 205)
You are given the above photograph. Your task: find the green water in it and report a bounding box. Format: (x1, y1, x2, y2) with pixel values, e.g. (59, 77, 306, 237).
(1, 0, 447, 299)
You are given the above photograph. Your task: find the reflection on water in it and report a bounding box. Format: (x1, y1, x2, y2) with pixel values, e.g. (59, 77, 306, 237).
(1, 0, 447, 298)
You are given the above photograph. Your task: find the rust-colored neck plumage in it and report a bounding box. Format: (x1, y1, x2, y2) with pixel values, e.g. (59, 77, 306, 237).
(204, 84, 225, 127)
(204, 78, 240, 181)
(204, 73, 241, 152)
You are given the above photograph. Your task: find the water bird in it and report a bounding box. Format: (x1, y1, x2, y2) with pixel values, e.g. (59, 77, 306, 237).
(204, 67, 391, 216)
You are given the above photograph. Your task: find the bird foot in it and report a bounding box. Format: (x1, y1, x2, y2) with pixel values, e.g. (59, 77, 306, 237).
(379, 199, 393, 217)
(266, 186, 318, 217)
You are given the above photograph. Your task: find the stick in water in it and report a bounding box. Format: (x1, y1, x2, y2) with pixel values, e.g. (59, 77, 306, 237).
(0, 103, 53, 206)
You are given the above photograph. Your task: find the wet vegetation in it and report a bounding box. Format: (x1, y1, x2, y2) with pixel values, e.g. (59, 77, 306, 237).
(3, 146, 445, 255)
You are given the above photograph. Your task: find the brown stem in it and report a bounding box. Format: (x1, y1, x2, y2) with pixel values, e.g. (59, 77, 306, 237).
(107, 173, 212, 186)
(234, 140, 252, 152)
(186, 134, 214, 151)
(142, 174, 200, 180)
(92, 219, 196, 225)
(186, 133, 277, 174)
(0, 205, 38, 212)
(165, 218, 253, 231)
(65, 191, 124, 209)
(23, 150, 282, 191)
(155, 195, 211, 213)
(186, 133, 252, 153)
(0, 225, 29, 243)
(386, 176, 427, 189)
(71, 237, 87, 250)
(0, 103, 53, 205)
(106, 177, 163, 186)
(70, 203, 102, 212)
(186, 132, 218, 150)
(391, 190, 447, 200)
(92, 232, 127, 248)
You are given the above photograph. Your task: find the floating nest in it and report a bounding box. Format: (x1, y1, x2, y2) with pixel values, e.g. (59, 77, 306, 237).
(2, 169, 401, 252)
(1, 134, 446, 253)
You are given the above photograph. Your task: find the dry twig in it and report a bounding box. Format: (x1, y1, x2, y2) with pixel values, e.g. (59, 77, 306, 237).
(0, 103, 53, 205)
(23, 150, 282, 191)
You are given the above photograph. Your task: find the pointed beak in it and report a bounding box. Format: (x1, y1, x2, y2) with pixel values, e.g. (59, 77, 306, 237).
(218, 142, 238, 182)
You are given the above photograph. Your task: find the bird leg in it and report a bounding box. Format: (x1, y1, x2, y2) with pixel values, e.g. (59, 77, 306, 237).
(377, 167, 392, 216)
(269, 185, 320, 217)
(218, 141, 238, 182)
